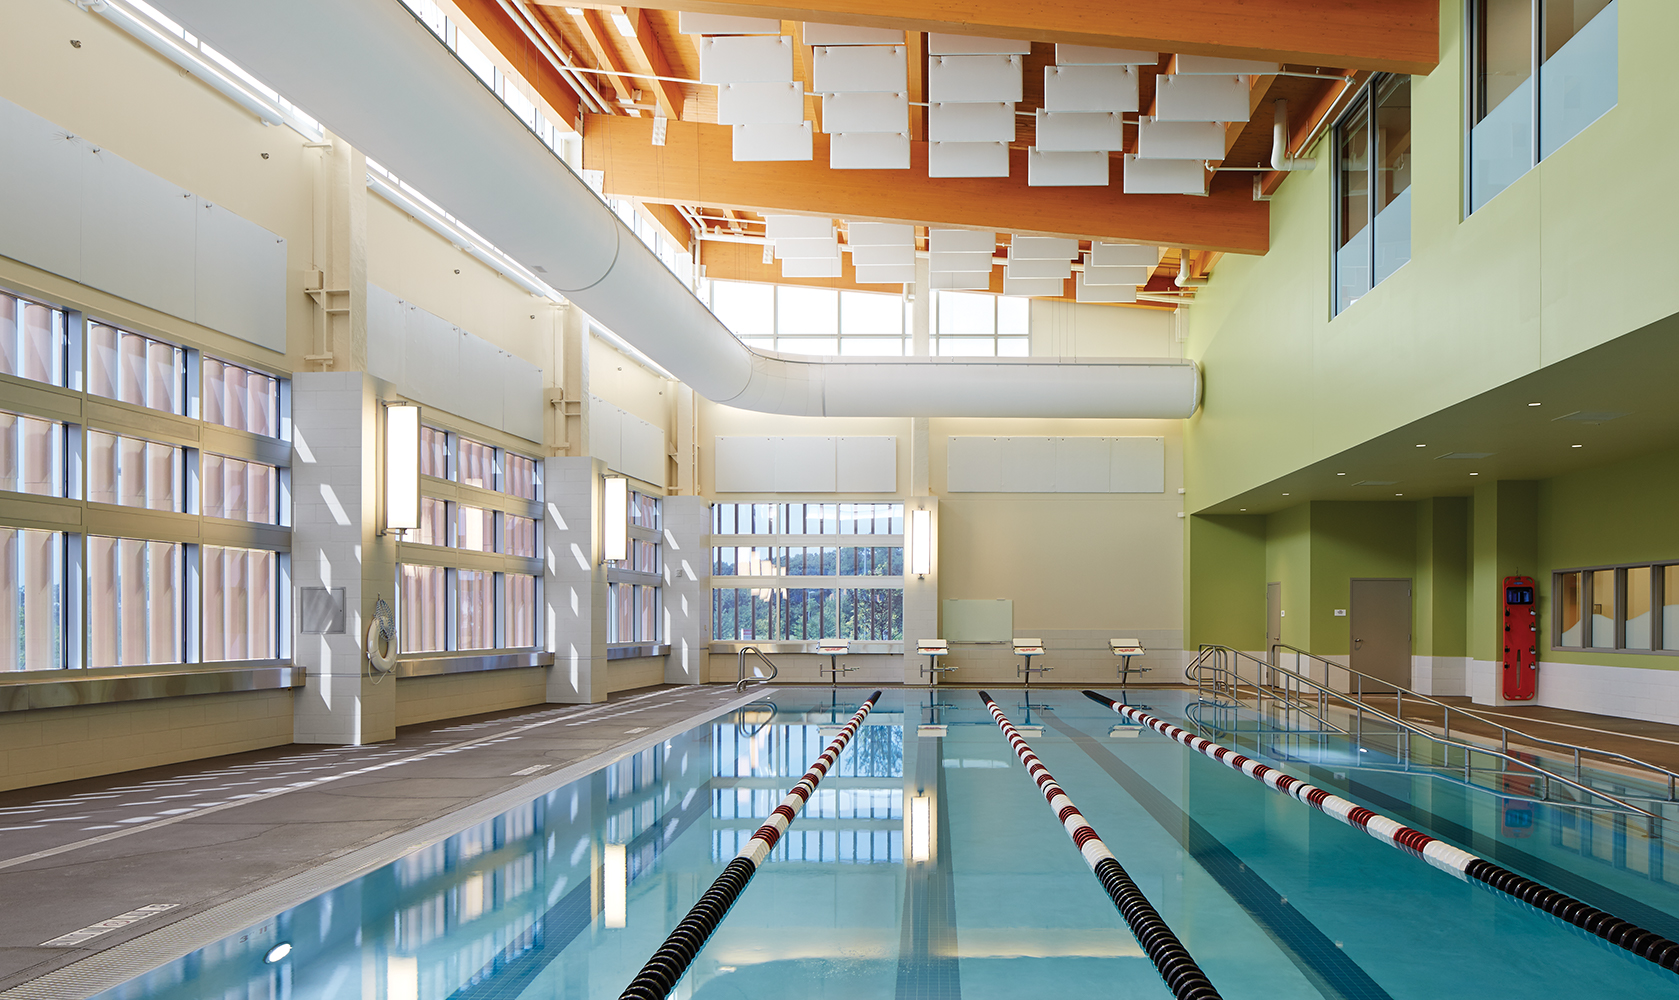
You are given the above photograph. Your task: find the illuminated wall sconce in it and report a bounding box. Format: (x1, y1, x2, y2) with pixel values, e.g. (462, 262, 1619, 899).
(910, 794, 931, 862)
(910, 507, 932, 578)
(603, 475, 628, 563)
(603, 842, 627, 927)
(384, 403, 420, 533)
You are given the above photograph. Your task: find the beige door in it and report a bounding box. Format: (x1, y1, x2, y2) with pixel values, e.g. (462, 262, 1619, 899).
(1350, 578, 1411, 694)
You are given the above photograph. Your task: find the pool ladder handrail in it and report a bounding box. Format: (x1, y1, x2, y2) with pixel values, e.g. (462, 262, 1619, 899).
(1268, 641, 1679, 803)
(1186, 644, 1663, 817)
(735, 645, 780, 692)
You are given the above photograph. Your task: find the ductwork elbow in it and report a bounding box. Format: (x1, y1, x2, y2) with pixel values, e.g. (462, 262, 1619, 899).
(1272, 99, 1316, 171)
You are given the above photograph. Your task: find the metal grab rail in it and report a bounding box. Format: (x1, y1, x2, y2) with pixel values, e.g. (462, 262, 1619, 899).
(1187, 644, 1659, 816)
(1267, 641, 1679, 801)
(735, 646, 780, 692)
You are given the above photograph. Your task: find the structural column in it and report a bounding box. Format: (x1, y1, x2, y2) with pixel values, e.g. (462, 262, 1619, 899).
(902, 497, 939, 684)
(1469, 480, 1538, 706)
(544, 456, 609, 703)
(661, 495, 712, 685)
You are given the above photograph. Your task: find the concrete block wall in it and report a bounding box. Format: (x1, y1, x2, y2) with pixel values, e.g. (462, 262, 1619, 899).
(661, 496, 712, 686)
(544, 456, 609, 703)
(392, 668, 550, 727)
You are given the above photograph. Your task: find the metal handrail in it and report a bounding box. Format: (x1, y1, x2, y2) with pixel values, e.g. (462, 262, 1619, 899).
(735, 645, 780, 692)
(1268, 641, 1679, 799)
(1188, 644, 1658, 816)
(735, 700, 777, 738)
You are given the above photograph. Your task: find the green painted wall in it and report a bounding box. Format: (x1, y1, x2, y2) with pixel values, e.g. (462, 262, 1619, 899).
(1265, 504, 1312, 648)
(1307, 502, 1417, 655)
(1416, 497, 1470, 657)
(1471, 481, 1538, 662)
(1182, 0, 1679, 511)
(1184, 514, 1266, 649)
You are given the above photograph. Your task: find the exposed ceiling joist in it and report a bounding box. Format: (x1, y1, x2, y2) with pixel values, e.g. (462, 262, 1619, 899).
(585, 115, 1269, 253)
(622, 7, 685, 120)
(626, 0, 1440, 74)
(452, 0, 583, 127)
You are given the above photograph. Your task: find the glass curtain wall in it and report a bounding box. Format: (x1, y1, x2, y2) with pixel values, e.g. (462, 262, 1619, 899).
(1335, 75, 1413, 314)
(708, 281, 910, 356)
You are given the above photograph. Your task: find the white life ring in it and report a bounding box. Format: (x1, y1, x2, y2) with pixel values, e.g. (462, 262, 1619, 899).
(366, 597, 399, 674)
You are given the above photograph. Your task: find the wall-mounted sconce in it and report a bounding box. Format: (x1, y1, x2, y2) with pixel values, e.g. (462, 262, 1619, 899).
(603, 842, 627, 927)
(910, 507, 931, 578)
(603, 475, 628, 563)
(384, 403, 420, 533)
(910, 794, 931, 862)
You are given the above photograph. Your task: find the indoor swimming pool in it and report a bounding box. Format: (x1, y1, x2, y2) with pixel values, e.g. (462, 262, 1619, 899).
(91, 688, 1679, 1000)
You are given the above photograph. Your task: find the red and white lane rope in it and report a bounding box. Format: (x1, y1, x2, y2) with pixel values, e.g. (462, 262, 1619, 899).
(1083, 690, 1679, 973)
(619, 690, 881, 1000)
(980, 692, 1223, 1000)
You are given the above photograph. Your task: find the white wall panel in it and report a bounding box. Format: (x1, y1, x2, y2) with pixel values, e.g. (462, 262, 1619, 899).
(0, 98, 84, 281)
(773, 436, 836, 491)
(1027, 149, 1109, 186)
(455, 336, 505, 430)
(194, 200, 287, 353)
(1110, 437, 1166, 492)
(813, 45, 907, 92)
(590, 398, 624, 471)
(823, 91, 908, 133)
(81, 150, 197, 323)
(619, 410, 667, 486)
(714, 436, 777, 492)
(1122, 155, 1207, 195)
(502, 358, 545, 442)
(1154, 74, 1250, 122)
(1136, 118, 1225, 159)
(928, 55, 1022, 103)
(699, 36, 793, 83)
(365, 284, 405, 386)
(404, 305, 459, 412)
(829, 131, 909, 169)
(1053, 437, 1111, 491)
(836, 436, 896, 491)
(717, 81, 804, 124)
(1034, 110, 1123, 151)
(928, 141, 1010, 178)
(1043, 65, 1138, 112)
(928, 102, 1014, 142)
(1001, 437, 1052, 491)
(946, 436, 1001, 492)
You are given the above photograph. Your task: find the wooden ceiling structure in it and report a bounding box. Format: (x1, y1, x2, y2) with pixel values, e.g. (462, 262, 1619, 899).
(451, 1, 1435, 305)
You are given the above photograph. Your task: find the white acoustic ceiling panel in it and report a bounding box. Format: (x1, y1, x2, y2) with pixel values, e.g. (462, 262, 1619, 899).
(927, 33, 1031, 54)
(928, 102, 1014, 142)
(928, 140, 1010, 177)
(1122, 155, 1207, 194)
(813, 45, 907, 92)
(1176, 54, 1280, 75)
(1056, 44, 1159, 65)
(1154, 74, 1250, 122)
(1136, 118, 1225, 159)
(930, 229, 997, 254)
(854, 264, 916, 283)
(1083, 262, 1154, 285)
(830, 131, 910, 169)
(1035, 110, 1123, 151)
(765, 215, 834, 239)
(1002, 275, 1064, 296)
(1090, 242, 1162, 267)
(781, 256, 841, 277)
(931, 271, 992, 289)
(802, 23, 905, 45)
(699, 36, 794, 83)
(928, 55, 1023, 103)
(1009, 236, 1078, 259)
(930, 253, 993, 273)
(1006, 257, 1072, 279)
(822, 91, 908, 133)
(1027, 149, 1109, 186)
(680, 12, 782, 34)
(1043, 64, 1139, 112)
(1075, 276, 1140, 303)
(733, 121, 813, 160)
(847, 222, 915, 245)
(851, 243, 915, 266)
(717, 81, 804, 124)
(774, 235, 839, 257)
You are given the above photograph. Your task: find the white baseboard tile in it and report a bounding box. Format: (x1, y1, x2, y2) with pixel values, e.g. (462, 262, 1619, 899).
(1521, 657, 1679, 726)
(1412, 656, 1468, 697)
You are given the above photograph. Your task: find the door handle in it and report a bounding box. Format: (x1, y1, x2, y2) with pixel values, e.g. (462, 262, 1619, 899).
(1353, 638, 1362, 648)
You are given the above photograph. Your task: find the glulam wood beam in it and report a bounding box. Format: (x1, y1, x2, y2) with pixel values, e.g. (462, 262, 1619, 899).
(624, 8, 685, 120)
(451, 0, 582, 127)
(626, 0, 1439, 74)
(571, 7, 638, 107)
(584, 115, 1270, 254)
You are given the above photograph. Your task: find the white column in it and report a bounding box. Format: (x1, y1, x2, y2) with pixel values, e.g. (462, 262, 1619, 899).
(290, 372, 397, 743)
(544, 456, 609, 703)
(911, 255, 931, 357)
(661, 496, 712, 685)
(902, 497, 939, 684)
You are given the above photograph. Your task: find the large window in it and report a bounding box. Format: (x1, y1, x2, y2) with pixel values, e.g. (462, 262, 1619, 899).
(711, 502, 905, 642)
(0, 411, 66, 497)
(0, 293, 67, 388)
(607, 490, 662, 643)
(202, 546, 279, 661)
(203, 358, 282, 438)
(1469, 0, 1617, 212)
(934, 291, 1028, 356)
(1555, 561, 1679, 654)
(2, 529, 64, 672)
(89, 323, 185, 415)
(1334, 74, 1412, 314)
(708, 281, 908, 357)
(88, 433, 185, 512)
(88, 536, 183, 668)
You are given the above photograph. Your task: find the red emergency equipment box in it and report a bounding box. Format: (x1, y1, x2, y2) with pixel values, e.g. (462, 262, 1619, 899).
(1502, 575, 1538, 700)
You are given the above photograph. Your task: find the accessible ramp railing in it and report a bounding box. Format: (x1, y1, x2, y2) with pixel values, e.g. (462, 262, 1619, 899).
(1084, 689, 1679, 976)
(617, 690, 881, 1000)
(979, 691, 1223, 1000)
(1186, 643, 1676, 815)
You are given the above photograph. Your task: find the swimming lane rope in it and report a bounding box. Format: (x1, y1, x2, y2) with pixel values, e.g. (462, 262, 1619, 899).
(617, 690, 882, 1000)
(979, 691, 1224, 1000)
(1083, 689, 1679, 973)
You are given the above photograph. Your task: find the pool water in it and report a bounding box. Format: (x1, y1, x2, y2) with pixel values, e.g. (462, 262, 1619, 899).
(95, 688, 1679, 1000)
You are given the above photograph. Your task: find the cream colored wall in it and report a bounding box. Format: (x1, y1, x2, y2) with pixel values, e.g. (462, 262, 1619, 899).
(393, 669, 550, 727)
(590, 337, 677, 430)
(698, 404, 914, 497)
(1030, 300, 1180, 358)
(0, 691, 294, 792)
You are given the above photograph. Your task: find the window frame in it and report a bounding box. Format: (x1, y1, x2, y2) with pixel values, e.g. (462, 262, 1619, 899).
(1332, 73, 1412, 316)
(706, 280, 911, 357)
(1552, 561, 1679, 656)
(606, 489, 663, 644)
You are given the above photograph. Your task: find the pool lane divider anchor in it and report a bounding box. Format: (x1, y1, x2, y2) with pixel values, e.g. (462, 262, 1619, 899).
(617, 690, 883, 1000)
(1082, 689, 1679, 974)
(978, 691, 1224, 1000)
